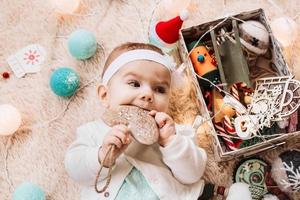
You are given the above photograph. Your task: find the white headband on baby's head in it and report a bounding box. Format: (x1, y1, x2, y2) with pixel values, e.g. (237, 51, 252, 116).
(102, 49, 177, 85)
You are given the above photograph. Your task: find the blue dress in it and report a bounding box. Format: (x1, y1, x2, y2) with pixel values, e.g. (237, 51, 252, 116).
(115, 167, 159, 200)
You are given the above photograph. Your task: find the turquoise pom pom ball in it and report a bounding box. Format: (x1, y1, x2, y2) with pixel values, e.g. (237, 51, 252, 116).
(68, 29, 97, 60)
(50, 67, 80, 97)
(13, 182, 45, 200)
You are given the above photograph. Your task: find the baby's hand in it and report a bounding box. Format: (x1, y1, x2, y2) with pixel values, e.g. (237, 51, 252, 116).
(99, 124, 132, 167)
(148, 110, 176, 147)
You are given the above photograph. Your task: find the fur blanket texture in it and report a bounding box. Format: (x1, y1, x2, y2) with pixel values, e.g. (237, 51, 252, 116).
(0, 0, 299, 199)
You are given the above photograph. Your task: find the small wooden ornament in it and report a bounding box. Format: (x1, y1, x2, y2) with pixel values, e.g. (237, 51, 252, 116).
(101, 105, 159, 145)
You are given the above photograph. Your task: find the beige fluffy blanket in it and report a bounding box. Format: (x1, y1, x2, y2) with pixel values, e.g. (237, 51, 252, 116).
(0, 0, 299, 199)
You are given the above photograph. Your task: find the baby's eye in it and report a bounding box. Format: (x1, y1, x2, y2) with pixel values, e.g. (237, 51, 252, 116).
(155, 86, 166, 94)
(128, 80, 140, 87)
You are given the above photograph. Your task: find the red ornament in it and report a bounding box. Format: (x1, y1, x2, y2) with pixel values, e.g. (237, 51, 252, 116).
(211, 58, 217, 66)
(153, 10, 189, 45)
(2, 72, 10, 79)
(217, 186, 226, 195)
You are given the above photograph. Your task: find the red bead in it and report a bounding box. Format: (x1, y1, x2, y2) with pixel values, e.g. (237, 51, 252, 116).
(217, 186, 225, 195)
(2, 72, 10, 79)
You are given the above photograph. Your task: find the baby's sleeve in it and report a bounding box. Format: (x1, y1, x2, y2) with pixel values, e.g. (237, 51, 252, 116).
(159, 124, 207, 184)
(64, 122, 111, 186)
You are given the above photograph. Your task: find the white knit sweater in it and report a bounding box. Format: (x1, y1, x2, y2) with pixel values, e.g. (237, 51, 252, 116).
(65, 120, 207, 200)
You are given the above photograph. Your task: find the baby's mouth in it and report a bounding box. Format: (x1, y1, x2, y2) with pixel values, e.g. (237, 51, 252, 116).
(122, 104, 151, 112)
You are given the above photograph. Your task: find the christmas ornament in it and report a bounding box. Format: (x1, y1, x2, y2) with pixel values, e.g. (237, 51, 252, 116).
(215, 122, 238, 151)
(234, 158, 269, 199)
(234, 76, 300, 139)
(0, 104, 22, 136)
(232, 157, 290, 200)
(102, 105, 159, 145)
(239, 20, 270, 55)
(213, 90, 237, 123)
(213, 83, 254, 150)
(237, 20, 268, 68)
(68, 29, 97, 60)
(149, 10, 189, 50)
(223, 83, 250, 115)
(2, 71, 10, 79)
(7, 44, 46, 78)
(270, 17, 298, 47)
(189, 44, 220, 90)
(53, 0, 80, 14)
(13, 182, 45, 200)
(271, 150, 300, 193)
(211, 20, 252, 89)
(50, 67, 80, 97)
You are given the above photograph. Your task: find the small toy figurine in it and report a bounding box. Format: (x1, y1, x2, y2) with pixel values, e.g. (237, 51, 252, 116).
(213, 89, 236, 123)
(188, 43, 220, 90)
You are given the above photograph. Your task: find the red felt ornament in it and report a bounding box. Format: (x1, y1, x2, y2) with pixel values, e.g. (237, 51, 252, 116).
(150, 10, 189, 49)
(2, 71, 10, 79)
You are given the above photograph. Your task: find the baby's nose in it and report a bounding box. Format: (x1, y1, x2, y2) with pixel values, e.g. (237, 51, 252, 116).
(142, 95, 153, 102)
(141, 87, 153, 102)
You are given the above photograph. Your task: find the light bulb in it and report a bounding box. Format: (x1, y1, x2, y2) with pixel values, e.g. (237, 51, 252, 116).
(0, 104, 22, 136)
(53, 0, 81, 14)
(270, 17, 298, 47)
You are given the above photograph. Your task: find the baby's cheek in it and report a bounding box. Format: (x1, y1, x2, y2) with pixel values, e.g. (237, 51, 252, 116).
(155, 96, 170, 112)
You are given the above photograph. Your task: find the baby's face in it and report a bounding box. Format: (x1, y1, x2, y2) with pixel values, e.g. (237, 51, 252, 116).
(102, 60, 171, 113)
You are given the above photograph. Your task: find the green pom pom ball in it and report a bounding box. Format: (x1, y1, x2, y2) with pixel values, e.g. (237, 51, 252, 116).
(13, 182, 45, 200)
(50, 67, 80, 97)
(68, 29, 97, 60)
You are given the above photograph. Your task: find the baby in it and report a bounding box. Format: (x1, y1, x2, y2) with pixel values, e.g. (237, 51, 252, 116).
(65, 42, 207, 200)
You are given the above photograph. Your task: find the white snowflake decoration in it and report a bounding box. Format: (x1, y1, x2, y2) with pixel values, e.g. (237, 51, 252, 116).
(281, 161, 300, 192)
(234, 76, 300, 139)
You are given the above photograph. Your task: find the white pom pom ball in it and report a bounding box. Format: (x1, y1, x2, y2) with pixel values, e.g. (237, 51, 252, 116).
(239, 20, 269, 55)
(270, 17, 298, 47)
(179, 9, 189, 21)
(263, 194, 279, 200)
(227, 183, 252, 200)
(0, 104, 22, 136)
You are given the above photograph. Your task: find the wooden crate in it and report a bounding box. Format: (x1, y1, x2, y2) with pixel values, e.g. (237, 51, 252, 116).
(178, 9, 300, 161)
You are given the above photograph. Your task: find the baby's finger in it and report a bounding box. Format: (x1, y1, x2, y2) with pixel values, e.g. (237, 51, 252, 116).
(148, 110, 157, 117)
(107, 135, 123, 149)
(120, 135, 133, 150)
(154, 112, 172, 128)
(114, 128, 131, 144)
(114, 124, 130, 135)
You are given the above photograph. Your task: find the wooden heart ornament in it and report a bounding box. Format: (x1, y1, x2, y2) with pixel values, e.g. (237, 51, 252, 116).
(101, 105, 159, 145)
